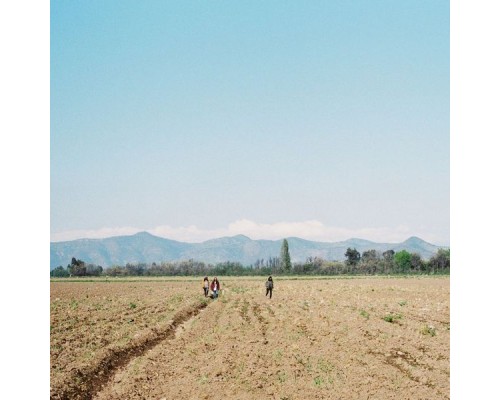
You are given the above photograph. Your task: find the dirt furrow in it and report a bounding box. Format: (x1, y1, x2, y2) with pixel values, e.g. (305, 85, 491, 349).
(51, 300, 208, 400)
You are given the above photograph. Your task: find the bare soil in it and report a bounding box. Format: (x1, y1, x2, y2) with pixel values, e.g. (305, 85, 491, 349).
(51, 276, 449, 399)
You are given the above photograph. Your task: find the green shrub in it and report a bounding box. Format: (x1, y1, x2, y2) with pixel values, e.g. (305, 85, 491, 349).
(383, 313, 402, 323)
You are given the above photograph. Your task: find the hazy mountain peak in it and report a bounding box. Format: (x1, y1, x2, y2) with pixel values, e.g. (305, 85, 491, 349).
(403, 236, 429, 244)
(232, 234, 251, 240)
(50, 234, 443, 269)
(133, 231, 155, 237)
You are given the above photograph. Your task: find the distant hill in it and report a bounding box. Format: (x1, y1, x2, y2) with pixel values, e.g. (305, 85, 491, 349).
(50, 232, 446, 269)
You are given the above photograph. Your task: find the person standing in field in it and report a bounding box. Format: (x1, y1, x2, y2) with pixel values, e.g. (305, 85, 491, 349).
(202, 276, 210, 297)
(211, 277, 221, 299)
(265, 276, 274, 299)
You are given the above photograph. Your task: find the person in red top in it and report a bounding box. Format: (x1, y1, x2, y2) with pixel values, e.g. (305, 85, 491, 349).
(210, 277, 221, 299)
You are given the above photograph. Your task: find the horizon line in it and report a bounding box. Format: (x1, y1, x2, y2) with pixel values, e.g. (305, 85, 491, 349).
(50, 230, 448, 247)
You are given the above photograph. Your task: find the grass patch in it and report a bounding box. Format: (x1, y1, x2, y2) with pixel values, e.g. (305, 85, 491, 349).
(171, 294, 184, 303)
(360, 310, 370, 319)
(317, 359, 334, 373)
(420, 324, 436, 336)
(314, 376, 324, 387)
(200, 298, 209, 306)
(230, 286, 248, 294)
(383, 313, 402, 323)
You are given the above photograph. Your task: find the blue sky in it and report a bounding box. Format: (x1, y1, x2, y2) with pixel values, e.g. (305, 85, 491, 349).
(51, 0, 450, 245)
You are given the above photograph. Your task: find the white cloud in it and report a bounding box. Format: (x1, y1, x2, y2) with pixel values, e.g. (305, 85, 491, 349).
(51, 219, 447, 245)
(50, 227, 140, 242)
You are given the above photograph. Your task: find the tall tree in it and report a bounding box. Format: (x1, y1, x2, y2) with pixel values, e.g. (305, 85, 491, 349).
(394, 250, 412, 273)
(410, 253, 423, 271)
(280, 239, 292, 273)
(382, 249, 395, 261)
(428, 248, 450, 272)
(344, 247, 361, 266)
(68, 257, 86, 276)
(361, 249, 378, 262)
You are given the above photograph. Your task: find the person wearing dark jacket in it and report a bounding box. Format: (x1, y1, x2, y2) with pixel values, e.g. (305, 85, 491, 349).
(265, 276, 274, 299)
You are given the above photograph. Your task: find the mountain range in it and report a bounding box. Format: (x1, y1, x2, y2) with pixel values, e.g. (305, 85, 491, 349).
(50, 232, 445, 269)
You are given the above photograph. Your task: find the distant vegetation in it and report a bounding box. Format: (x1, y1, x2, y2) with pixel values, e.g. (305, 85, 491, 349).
(50, 242, 450, 277)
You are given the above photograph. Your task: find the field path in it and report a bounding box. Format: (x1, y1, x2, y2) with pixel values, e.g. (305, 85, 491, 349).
(94, 284, 278, 399)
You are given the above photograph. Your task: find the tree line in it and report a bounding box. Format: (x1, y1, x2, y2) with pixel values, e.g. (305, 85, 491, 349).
(50, 240, 450, 277)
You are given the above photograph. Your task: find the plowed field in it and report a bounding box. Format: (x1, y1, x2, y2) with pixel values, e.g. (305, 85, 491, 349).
(50, 276, 449, 399)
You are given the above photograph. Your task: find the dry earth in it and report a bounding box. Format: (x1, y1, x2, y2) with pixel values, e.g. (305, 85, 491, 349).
(51, 276, 449, 399)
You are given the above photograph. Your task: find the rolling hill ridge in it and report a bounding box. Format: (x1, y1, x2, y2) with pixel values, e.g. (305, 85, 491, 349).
(50, 232, 445, 269)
